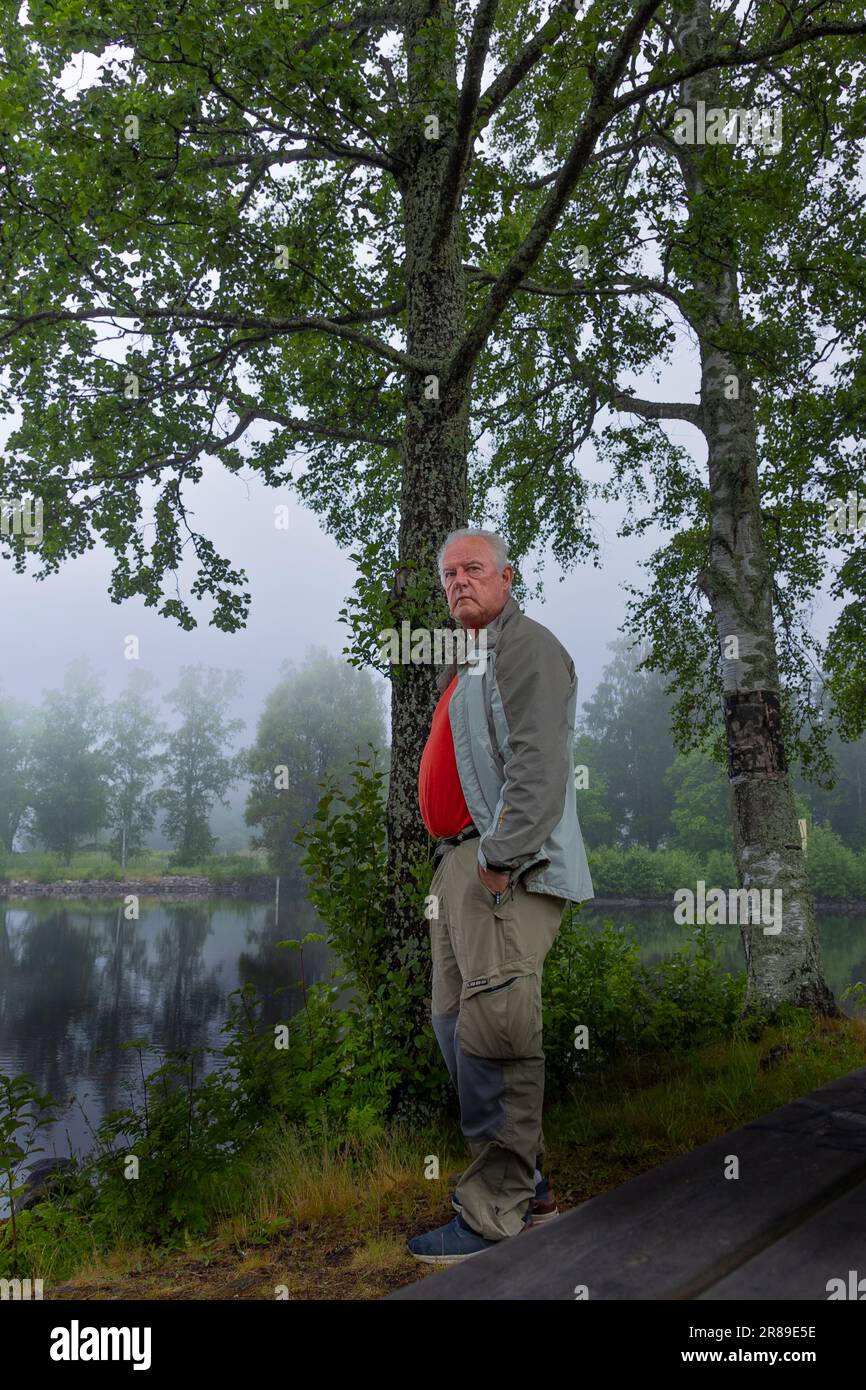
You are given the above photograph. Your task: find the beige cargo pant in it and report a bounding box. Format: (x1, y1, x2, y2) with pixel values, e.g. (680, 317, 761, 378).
(428, 835, 567, 1241)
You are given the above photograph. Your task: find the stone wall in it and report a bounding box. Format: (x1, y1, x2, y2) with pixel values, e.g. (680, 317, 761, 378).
(0, 876, 276, 900)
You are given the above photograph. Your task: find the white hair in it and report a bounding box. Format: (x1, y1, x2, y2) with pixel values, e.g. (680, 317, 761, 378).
(437, 528, 510, 583)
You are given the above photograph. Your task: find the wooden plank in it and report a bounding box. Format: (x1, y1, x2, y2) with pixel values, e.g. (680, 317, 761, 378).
(696, 1176, 866, 1300)
(387, 1067, 866, 1300)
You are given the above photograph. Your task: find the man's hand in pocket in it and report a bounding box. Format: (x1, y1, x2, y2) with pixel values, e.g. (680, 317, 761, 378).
(478, 864, 511, 896)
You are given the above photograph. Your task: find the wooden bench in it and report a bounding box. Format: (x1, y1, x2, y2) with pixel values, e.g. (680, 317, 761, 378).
(387, 1066, 866, 1300)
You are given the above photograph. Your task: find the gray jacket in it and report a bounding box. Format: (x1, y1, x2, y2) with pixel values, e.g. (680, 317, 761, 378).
(438, 594, 594, 904)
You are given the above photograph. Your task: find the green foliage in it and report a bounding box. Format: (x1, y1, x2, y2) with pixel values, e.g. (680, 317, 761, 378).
(244, 647, 386, 878)
(805, 825, 866, 899)
(585, 830, 866, 901)
(572, 732, 614, 848)
(296, 754, 449, 1123)
(543, 911, 745, 1086)
(337, 541, 403, 678)
(157, 667, 245, 865)
(665, 748, 733, 856)
(28, 657, 112, 864)
(587, 843, 736, 897)
(87, 1036, 257, 1245)
(0, 1072, 56, 1278)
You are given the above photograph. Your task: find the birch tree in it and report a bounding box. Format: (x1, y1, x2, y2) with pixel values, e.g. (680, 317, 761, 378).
(2, 2, 863, 1046)
(480, 0, 865, 1009)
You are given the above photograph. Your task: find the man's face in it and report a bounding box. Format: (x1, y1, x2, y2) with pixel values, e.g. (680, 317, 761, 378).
(441, 537, 513, 631)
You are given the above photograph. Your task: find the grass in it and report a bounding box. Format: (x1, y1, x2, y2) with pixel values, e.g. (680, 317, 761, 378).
(24, 1007, 866, 1302)
(0, 848, 270, 883)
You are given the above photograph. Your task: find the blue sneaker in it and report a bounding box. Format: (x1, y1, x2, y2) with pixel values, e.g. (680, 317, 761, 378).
(407, 1211, 501, 1264)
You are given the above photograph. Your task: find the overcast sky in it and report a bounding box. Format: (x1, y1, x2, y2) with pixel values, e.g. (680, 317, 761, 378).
(0, 440, 661, 727)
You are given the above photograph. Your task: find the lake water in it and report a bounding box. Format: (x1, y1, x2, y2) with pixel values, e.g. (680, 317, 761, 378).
(1, 897, 864, 1177)
(0, 894, 333, 1175)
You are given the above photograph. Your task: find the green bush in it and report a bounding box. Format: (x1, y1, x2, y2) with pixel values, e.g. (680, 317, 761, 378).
(587, 844, 705, 896)
(587, 832, 866, 902)
(543, 910, 745, 1084)
(806, 825, 866, 898)
(702, 848, 737, 887)
(296, 752, 450, 1125)
(0, 1073, 58, 1278)
(87, 1037, 258, 1245)
(0, 848, 271, 883)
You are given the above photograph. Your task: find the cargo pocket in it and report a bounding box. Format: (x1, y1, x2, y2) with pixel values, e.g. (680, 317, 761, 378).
(491, 889, 521, 959)
(457, 957, 540, 1061)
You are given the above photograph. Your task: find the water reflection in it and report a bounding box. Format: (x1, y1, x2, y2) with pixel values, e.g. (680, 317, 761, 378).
(0, 894, 332, 1164)
(1, 899, 863, 1174)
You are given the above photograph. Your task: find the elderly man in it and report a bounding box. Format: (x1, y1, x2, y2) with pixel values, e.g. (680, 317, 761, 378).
(408, 528, 594, 1264)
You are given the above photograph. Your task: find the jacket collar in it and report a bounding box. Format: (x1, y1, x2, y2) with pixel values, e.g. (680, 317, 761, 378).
(482, 593, 520, 651)
(435, 593, 521, 693)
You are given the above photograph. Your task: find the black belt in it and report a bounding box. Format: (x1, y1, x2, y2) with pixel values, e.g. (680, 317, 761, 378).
(436, 824, 479, 852)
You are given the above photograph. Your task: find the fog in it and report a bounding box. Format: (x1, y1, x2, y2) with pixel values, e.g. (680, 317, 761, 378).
(1, 362, 836, 732)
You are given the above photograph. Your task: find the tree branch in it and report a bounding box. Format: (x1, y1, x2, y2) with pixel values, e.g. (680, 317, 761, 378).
(514, 133, 656, 189)
(290, 7, 404, 57)
(153, 137, 402, 183)
(434, 0, 500, 243)
(93, 405, 398, 491)
(231, 404, 400, 450)
(475, 0, 576, 131)
(446, 0, 665, 386)
(463, 263, 687, 310)
(610, 390, 703, 425)
(609, 18, 866, 118)
(562, 350, 703, 425)
(0, 305, 426, 372)
(448, 6, 866, 388)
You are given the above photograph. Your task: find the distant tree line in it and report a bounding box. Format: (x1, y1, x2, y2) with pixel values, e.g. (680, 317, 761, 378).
(5, 634, 858, 879)
(577, 639, 866, 858)
(0, 649, 385, 874)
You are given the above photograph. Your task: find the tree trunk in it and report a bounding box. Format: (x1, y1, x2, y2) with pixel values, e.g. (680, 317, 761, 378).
(381, 1, 472, 1103)
(675, 2, 836, 1014)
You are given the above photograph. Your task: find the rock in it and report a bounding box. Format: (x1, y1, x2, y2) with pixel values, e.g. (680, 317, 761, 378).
(758, 1043, 792, 1072)
(12, 1157, 77, 1214)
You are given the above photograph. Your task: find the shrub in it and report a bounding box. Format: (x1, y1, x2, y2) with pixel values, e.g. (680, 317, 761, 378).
(543, 910, 745, 1084)
(806, 825, 866, 898)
